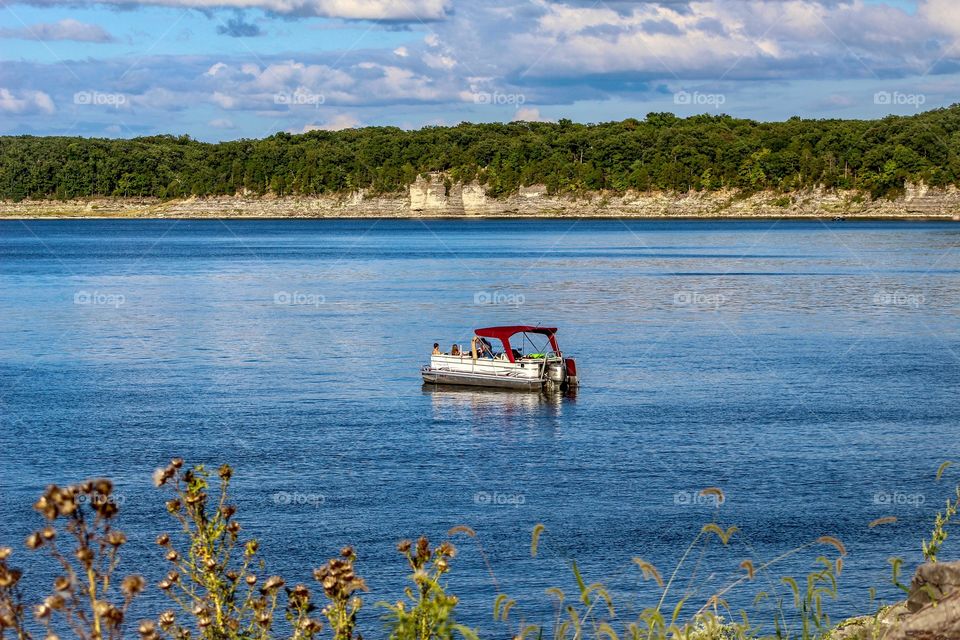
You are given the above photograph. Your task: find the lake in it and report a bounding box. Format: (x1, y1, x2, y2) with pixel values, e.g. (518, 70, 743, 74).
(1, 218, 958, 635)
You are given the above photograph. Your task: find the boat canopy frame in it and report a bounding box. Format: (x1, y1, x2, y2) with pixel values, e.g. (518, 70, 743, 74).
(473, 325, 560, 363)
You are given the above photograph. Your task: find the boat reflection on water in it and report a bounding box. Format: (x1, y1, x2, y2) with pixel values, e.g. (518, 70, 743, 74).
(422, 383, 576, 419)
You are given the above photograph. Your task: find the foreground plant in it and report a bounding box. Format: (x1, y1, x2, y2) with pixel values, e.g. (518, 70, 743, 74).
(4, 461, 951, 640)
(283, 582, 323, 640)
(922, 461, 958, 563)
(381, 537, 476, 640)
(312, 547, 367, 640)
(153, 459, 307, 639)
(0, 548, 29, 640)
(27, 480, 144, 640)
(492, 494, 849, 640)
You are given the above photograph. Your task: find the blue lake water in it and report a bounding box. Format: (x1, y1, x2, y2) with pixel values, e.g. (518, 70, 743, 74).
(1, 218, 959, 635)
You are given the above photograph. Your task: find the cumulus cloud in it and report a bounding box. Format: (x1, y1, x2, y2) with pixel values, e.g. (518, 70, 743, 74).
(419, 0, 956, 96)
(299, 113, 361, 131)
(512, 106, 550, 122)
(132, 87, 189, 110)
(423, 52, 456, 69)
(352, 62, 444, 102)
(921, 0, 960, 40)
(506, 0, 956, 82)
(0, 18, 115, 42)
(0, 88, 55, 114)
(211, 91, 239, 109)
(4, 0, 960, 139)
(205, 62, 229, 76)
(14, 0, 450, 21)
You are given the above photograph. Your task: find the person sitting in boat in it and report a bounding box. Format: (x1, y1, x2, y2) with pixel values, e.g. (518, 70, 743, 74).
(477, 337, 494, 359)
(451, 344, 460, 356)
(433, 343, 441, 355)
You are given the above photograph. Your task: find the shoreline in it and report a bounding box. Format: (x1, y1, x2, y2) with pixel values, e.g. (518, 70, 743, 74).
(3, 181, 960, 220)
(2, 213, 959, 221)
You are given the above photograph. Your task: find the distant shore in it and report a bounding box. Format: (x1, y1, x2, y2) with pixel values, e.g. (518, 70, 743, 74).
(4, 213, 958, 221)
(3, 181, 960, 220)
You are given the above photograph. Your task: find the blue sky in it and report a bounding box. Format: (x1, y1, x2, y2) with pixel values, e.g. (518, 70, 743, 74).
(0, 0, 957, 141)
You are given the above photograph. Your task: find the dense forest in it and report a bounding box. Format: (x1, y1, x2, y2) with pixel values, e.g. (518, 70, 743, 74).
(3, 106, 960, 201)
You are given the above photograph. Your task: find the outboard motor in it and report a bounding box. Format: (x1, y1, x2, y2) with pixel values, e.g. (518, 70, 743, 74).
(546, 361, 566, 385)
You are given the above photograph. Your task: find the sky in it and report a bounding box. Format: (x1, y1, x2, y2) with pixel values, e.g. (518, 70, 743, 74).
(0, 0, 957, 141)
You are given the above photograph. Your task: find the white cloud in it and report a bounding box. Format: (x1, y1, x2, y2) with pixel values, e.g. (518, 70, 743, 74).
(132, 87, 189, 110)
(371, 65, 442, 101)
(4, 0, 960, 140)
(512, 106, 549, 122)
(0, 18, 114, 42)
(423, 52, 456, 70)
(209, 117, 236, 128)
(211, 91, 239, 109)
(205, 62, 228, 76)
(201, 60, 362, 110)
(504, 0, 941, 81)
(16, 0, 450, 21)
(298, 113, 361, 131)
(511, 3, 772, 78)
(0, 88, 55, 114)
(921, 0, 960, 40)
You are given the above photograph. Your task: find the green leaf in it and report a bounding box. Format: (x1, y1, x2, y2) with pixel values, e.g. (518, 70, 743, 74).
(781, 576, 801, 609)
(936, 461, 954, 481)
(671, 595, 688, 624)
(571, 561, 590, 606)
(531, 523, 545, 558)
(453, 623, 480, 640)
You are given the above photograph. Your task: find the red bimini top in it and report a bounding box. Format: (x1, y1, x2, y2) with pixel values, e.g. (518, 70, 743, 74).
(473, 326, 560, 363)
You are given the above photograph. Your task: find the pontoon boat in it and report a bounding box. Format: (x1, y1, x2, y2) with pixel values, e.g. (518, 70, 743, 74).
(421, 326, 579, 391)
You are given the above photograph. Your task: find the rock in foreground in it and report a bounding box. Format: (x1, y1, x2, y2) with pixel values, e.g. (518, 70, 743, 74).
(832, 561, 960, 640)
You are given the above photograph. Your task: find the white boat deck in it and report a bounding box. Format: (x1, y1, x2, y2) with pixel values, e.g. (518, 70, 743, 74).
(428, 353, 547, 380)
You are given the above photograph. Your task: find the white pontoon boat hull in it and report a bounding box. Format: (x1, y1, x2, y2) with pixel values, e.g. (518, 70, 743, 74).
(421, 354, 575, 391)
(420, 367, 545, 390)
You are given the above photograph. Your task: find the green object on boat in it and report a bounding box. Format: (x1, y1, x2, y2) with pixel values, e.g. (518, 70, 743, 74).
(527, 353, 545, 359)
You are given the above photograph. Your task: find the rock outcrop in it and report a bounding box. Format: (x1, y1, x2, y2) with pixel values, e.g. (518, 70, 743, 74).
(831, 561, 960, 640)
(907, 561, 960, 614)
(4, 175, 960, 218)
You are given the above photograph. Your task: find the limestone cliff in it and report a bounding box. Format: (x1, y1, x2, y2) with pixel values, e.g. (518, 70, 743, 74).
(3, 174, 960, 219)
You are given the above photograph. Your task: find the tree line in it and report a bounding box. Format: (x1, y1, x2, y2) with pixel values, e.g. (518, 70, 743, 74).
(2, 106, 960, 201)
